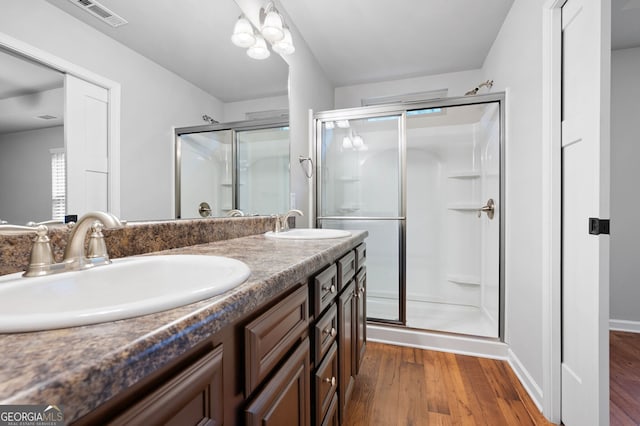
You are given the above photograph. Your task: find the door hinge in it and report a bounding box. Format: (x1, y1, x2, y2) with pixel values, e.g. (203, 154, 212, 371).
(588, 218, 610, 235)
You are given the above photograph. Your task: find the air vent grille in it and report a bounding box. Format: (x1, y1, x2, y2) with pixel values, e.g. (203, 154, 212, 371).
(68, 0, 128, 28)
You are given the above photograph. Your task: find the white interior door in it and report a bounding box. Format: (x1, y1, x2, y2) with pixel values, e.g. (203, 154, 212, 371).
(65, 74, 109, 216)
(561, 0, 610, 424)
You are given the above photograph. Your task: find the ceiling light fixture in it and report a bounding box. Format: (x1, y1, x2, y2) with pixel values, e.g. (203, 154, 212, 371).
(230, 2, 295, 60)
(231, 15, 256, 48)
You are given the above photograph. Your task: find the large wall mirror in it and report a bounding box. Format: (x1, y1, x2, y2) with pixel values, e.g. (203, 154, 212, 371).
(0, 0, 289, 225)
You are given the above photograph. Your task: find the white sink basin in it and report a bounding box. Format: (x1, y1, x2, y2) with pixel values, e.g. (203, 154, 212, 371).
(265, 228, 351, 240)
(0, 255, 250, 333)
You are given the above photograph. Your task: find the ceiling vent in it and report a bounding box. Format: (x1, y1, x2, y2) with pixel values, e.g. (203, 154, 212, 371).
(68, 0, 128, 27)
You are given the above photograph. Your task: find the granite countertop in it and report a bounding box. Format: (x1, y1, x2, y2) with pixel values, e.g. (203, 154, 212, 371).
(0, 230, 367, 422)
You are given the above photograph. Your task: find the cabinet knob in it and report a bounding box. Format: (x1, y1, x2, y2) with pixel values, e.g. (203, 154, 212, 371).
(322, 284, 336, 294)
(360, 287, 365, 294)
(324, 376, 336, 387)
(323, 327, 337, 337)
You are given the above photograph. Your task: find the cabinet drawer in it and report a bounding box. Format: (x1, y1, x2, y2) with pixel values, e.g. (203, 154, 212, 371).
(245, 338, 311, 426)
(314, 342, 338, 426)
(355, 243, 366, 271)
(337, 250, 356, 290)
(109, 344, 223, 426)
(321, 393, 338, 426)
(245, 285, 309, 394)
(313, 303, 338, 363)
(312, 264, 338, 315)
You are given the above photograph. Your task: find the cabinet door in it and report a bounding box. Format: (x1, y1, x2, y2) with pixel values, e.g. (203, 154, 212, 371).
(314, 342, 338, 426)
(338, 280, 356, 424)
(245, 339, 311, 426)
(109, 344, 223, 426)
(355, 268, 367, 374)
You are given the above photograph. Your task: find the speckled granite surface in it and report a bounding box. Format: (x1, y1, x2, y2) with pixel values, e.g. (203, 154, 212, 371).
(0, 216, 278, 276)
(0, 228, 367, 423)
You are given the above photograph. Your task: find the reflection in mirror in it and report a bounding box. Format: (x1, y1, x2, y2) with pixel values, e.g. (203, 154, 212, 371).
(176, 120, 290, 218)
(0, 48, 65, 225)
(0, 0, 289, 224)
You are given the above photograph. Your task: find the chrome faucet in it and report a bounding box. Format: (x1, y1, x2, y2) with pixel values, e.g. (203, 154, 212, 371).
(274, 209, 303, 233)
(63, 211, 122, 269)
(226, 209, 245, 217)
(1, 211, 122, 277)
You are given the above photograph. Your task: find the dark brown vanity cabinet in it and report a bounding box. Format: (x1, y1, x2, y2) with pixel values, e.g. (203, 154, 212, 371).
(310, 243, 367, 426)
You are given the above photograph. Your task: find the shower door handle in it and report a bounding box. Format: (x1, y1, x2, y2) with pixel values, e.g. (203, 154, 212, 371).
(477, 199, 495, 219)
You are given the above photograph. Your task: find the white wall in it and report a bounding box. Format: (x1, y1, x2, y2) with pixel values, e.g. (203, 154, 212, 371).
(481, 0, 545, 405)
(610, 47, 640, 325)
(0, 1, 224, 221)
(334, 69, 483, 109)
(0, 126, 64, 224)
(223, 95, 289, 122)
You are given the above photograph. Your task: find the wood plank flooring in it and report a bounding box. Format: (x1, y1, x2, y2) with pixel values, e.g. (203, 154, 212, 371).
(344, 342, 553, 426)
(610, 331, 640, 426)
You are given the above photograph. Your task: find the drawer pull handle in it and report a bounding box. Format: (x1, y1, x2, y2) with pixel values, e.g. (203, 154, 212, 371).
(322, 284, 336, 294)
(324, 376, 336, 386)
(323, 327, 337, 337)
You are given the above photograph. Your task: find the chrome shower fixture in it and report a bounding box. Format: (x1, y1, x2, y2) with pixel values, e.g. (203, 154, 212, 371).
(202, 114, 219, 124)
(465, 80, 494, 96)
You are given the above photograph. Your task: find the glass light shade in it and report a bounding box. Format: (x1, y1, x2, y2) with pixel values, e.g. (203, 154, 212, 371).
(231, 17, 256, 48)
(247, 35, 270, 60)
(273, 27, 295, 55)
(342, 136, 353, 149)
(261, 10, 284, 42)
(352, 135, 364, 148)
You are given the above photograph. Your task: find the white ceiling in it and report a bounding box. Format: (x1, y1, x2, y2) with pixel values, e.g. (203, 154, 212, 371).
(278, 0, 515, 86)
(44, 0, 289, 103)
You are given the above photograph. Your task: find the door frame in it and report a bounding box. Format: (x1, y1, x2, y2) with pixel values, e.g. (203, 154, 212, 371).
(541, 1, 564, 422)
(0, 31, 121, 217)
(312, 93, 506, 338)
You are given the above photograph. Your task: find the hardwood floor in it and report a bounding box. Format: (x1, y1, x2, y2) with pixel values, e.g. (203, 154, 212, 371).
(344, 342, 553, 426)
(610, 331, 640, 426)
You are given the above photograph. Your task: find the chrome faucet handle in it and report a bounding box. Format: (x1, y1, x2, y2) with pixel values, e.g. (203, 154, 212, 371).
(0, 225, 55, 277)
(87, 221, 111, 266)
(273, 214, 284, 233)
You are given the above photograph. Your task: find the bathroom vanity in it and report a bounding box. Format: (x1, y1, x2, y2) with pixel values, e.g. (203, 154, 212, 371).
(0, 219, 367, 426)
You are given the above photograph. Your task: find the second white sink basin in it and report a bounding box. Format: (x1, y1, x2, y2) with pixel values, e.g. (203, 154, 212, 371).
(265, 228, 351, 240)
(0, 255, 250, 333)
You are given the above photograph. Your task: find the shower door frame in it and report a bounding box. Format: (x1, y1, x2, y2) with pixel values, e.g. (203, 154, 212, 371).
(313, 93, 506, 339)
(174, 117, 289, 219)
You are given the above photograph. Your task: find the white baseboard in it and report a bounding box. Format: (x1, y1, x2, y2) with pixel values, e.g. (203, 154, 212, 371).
(367, 323, 508, 359)
(610, 319, 640, 333)
(507, 348, 544, 413)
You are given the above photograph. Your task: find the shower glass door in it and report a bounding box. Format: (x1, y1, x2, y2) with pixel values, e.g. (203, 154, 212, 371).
(317, 114, 403, 323)
(405, 102, 500, 338)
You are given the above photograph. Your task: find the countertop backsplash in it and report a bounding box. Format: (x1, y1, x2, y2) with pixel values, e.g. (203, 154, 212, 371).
(0, 216, 279, 276)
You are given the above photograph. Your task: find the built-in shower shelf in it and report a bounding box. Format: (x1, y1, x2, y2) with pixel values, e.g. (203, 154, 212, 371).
(338, 176, 360, 182)
(447, 171, 481, 179)
(447, 274, 481, 286)
(447, 203, 480, 211)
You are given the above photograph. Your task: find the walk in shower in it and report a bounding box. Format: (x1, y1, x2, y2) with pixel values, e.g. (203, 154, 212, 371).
(315, 95, 504, 338)
(175, 119, 289, 218)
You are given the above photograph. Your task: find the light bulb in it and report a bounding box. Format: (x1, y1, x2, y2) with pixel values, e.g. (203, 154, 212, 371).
(231, 16, 256, 48)
(247, 35, 270, 60)
(273, 27, 295, 55)
(352, 135, 364, 149)
(261, 10, 284, 42)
